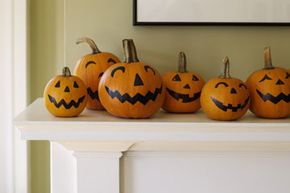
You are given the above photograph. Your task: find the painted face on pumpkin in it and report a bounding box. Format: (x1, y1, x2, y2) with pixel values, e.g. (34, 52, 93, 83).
(44, 67, 88, 117)
(74, 37, 120, 110)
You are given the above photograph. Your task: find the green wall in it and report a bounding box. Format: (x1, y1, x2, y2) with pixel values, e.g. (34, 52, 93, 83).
(29, 0, 290, 192)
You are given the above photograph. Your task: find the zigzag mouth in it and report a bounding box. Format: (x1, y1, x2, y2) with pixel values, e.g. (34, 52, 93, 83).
(166, 88, 201, 103)
(105, 85, 163, 105)
(48, 95, 86, 109)
(211, 97, 249, 112)
(87, 88, 99, 100)
(256, 89, 290, 104)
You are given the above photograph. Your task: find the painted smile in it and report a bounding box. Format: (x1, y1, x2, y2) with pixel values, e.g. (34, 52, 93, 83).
(211, 97, 249, 112)
(87, 88, 99, 100)
(166, 88, 201, 103)
(256, 89, 290, 104)
(48, 95, 86, 109)
(105, 86, 163, 105)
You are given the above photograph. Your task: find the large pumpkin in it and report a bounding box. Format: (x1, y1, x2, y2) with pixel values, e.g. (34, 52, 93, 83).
(98, 39, 165, 118)
(74, 37, 120, 110)
(201, 57, 250, 121)
(44, 67, 88, 117)
(246, 47, 289, 118)
(162, 52, 205, 113)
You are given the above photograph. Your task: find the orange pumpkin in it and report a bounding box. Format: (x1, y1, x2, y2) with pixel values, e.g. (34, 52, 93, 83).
(201, 57, 250, 121)
(74, 37, 120, 110)
(246, 47, 289, 118)
(44, 67, 87, 117)
(98, 39, 165, 118)
(162, 52, 205, 113)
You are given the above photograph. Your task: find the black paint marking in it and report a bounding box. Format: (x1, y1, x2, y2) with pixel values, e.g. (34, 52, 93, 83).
(98, 72, 104, 78)
(111, 66, 125, 77)
(286, 72, 290, 79)
(73, 81, 79, 88)
(105, 85, 163, 105)
(144, 65, 155, 75)
(166, 88, 200, 103)
(211, 97, 249, 112)
(48, 95, 86, 109)
(215, 82, 229, 88)
(276, 79, 284, 85)
(256, 89, 290, 104)
(87, 88, 99, 100)
(85, 61, 96, 68)
(134, 74, 144, 86)
(108, 58, 117, 64)
(183, 84, 190, 89)
(55, 81, 60, 88)
(172, 74, 181, 81)
(230, 88, 237, 94)
(259, 74, 272, 82)
(239, 83, 247, 89)
(192, 75, 199, 81)
(64, 86, 70, 92)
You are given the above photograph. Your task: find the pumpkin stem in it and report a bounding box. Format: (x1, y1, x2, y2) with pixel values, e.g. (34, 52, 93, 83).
(62, 66, 71, 77)
(123, 39, 139, 63)
(76, 37, 101, 54)
(220, 56, 231, 78)
(178, 52, 187, 73)
(264, 47, 274, 69)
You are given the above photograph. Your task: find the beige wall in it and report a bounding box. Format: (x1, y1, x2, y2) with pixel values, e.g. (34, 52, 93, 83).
(29, 0, 290, 192)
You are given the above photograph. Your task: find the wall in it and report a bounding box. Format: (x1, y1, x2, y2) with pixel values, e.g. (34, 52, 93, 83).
(29, 0, 290, 192)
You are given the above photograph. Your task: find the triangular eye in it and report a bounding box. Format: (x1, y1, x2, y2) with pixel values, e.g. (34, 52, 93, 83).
(286, 72, 290, 79)
(172, 74, 181, 81)
(73, 81, 79, 88)
(192, 75, 199, 81)
(259, 74, 272, 82)
(55, 81, 60, 88)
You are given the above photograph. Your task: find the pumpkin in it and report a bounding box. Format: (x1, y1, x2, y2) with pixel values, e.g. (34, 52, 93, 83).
(74, 37, 120, 110)
(200, 57, 250, 121)
(246, 47, 290, 118)
(44, 67, 88, 117)
(162, 52, 205, 113)
(98, 39, 165, 118)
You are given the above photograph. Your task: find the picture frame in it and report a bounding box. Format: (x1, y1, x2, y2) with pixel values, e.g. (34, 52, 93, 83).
(133, 0, 290, 26)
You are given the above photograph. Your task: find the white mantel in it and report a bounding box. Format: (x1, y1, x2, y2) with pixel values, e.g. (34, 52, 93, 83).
(14, 99, 290, 193)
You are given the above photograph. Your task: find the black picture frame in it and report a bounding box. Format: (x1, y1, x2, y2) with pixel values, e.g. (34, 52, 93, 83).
(133, 0, 290, 26)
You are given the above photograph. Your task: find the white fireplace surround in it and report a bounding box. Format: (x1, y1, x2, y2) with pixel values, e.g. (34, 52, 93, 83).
(14, 99, 290, 193)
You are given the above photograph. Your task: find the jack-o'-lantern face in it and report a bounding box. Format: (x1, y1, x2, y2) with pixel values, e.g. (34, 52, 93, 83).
(44, 67, 87, 117)
(201, 57, 250, 121)
(74, 37, 120, 110)
(98, 39, 164, 118)
(246, 47, 290, 118)
(162, 52, 205, 113)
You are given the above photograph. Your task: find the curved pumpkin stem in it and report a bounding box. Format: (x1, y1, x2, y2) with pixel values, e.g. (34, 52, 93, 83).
(264, 47, 274, 69)
(123, 39, 139, 63)
(220, 56, 231, 78)
(76, 37, 101, 54)
(178, 52, 187, 73)
(62, 66, 71, 77)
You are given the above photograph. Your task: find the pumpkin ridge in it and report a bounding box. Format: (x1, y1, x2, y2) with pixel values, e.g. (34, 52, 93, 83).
(48, 95, 86, 109)
(256, 89, 290, 104)
(105, 85, 163, 105)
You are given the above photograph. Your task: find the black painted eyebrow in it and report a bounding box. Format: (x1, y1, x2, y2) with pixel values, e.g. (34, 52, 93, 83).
(259, 74, 272, 82)
(192, 75, 199, 81)
(85, 61, 96, 68)
(111, 66, 125, 77)
(108, 58, 117, 64)
(215, 82, 229, 88)
(239, 83, 247, 89)
(144, 65, 155, 75)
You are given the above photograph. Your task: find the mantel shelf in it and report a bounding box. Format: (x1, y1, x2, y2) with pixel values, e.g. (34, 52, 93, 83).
(14, 98, 290, 141)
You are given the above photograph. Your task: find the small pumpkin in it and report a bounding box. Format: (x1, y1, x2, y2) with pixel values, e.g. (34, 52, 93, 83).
(162, 52, 205, 113)
(246, 47, 290, 118)
(201, 57, 250, 121)
(98, 39, 165, 118)
(74, 37, 120, 110)
(44, 67, 88, 117)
